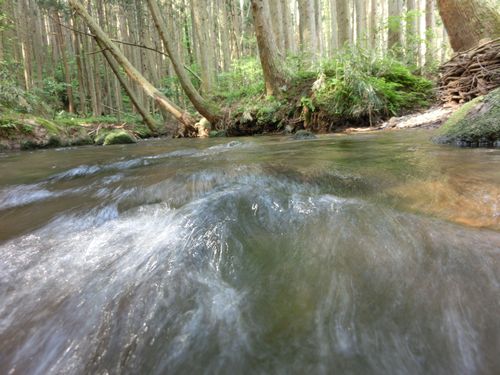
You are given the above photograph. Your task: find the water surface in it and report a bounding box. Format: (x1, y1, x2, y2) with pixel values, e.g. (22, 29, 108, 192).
(1, 130, 499, 374)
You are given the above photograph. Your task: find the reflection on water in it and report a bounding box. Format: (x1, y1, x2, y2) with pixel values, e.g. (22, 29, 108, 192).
(0, 131, 499, 374)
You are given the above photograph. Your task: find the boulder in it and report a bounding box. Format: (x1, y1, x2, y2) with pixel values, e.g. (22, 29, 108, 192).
(103, 130, 137, 145)
(433, 88, 500, 147)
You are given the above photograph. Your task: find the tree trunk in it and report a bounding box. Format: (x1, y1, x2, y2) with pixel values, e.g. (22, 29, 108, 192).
(425, 0, 435, 65)
(354, 0, 367, 47)
(68, 0, 195, 134)
(298, 0, 318, 59)
(53, 10, 75, 113)
(147, 0, 220, 124)
(269, 0, 284, 53)
(436, 0, 500, 52)
(406, 0, 418, 55)
(336, 0, 350, 47)
(281, 0, 292, 53)
(71, 15, 88, 114)
(314, 0, 323, 56)
(369, 0, 378, 51)
(329, 0, 338, 54)
(250, 0, 290, 96)
(191, 0, 215, 93)
(219, 0, 232, 70)
(388, 0, 403, 51)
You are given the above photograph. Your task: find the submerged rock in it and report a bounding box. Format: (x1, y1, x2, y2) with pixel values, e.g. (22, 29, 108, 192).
(103, 130, 137, 146)
(292, 130, 317, 140)
(433, 88, 500, 147)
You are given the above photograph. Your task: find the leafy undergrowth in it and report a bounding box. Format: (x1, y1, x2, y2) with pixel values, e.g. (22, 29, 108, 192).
(433, 88, 500, 147)
(0, 112, 160, 151)
(211, 48, 434, 136)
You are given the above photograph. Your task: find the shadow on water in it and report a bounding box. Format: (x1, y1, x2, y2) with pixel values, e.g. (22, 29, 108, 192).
(0, 131, 499, 374)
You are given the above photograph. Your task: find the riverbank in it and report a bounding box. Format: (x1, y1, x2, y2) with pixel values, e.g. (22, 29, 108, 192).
(0, 104, 459, 152)
(2, 97, 499, 152)
(0, 112, 160, 151)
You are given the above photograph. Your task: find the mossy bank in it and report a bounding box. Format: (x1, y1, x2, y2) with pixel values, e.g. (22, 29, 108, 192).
(433, 88, 500, 147)
(0, 113, 156, 151)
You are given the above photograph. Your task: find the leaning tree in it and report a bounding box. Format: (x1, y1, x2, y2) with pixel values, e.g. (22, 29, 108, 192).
(436, 0, 500, 51)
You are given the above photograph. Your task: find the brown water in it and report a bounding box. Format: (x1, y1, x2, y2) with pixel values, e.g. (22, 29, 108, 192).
(0, 130, 499, 374)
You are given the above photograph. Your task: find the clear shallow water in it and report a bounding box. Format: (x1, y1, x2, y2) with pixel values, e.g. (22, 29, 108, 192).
(0, 131, 499, 374)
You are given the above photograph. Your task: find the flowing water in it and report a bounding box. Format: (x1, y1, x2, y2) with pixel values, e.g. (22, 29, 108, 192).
(0, 130, 499, 374)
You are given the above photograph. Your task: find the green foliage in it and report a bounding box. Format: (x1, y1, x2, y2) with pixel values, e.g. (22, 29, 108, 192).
(0, 116, 22, 137)
(0, 0, 7, 32)
(315, 47, 434, 121)
(209, 130, 227, 137)
(214, 57, 265, 103)
(256, 97, 282, 125)
(300, 96, 315, 112)
(0, 62, 31, 112)
(31, 78, 69, 110)
(0, 62, 56, 115)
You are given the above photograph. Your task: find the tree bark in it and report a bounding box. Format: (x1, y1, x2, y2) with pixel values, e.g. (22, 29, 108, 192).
(425, 0, 435, 65)
(269, 0, 285, 53)
(191, 0, 215, 93)
(329, 0, 338, 54)
(369, 0, 378, 51)
(406, 0, 418, 55)
(298, 0, 318, 59)
(68, 0, 194, 134)
(354, 0, 367, 47)
(336, 0, 350, 47)
(388, 0, 403, 51)
(436, 0, 500, 52)
(147, 0, 220, 124)
(281, 0, 292, 53)
(250, 0, 290, 96)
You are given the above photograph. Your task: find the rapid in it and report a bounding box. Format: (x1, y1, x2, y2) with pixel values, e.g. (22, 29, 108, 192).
(0, 131, 499, 374)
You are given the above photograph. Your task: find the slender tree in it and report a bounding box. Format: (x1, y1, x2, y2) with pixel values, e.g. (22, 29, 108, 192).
(425, 0, 435, 64)
(369, 0, 378, 50)
(388, 0, 403, 51)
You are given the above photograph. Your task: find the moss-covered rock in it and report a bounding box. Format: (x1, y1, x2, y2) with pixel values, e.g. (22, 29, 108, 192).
(103, 130, 137, 145)
(434, 88, 500, 147)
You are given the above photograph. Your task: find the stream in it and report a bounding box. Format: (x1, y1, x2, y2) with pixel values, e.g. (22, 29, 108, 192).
(0, 130, 499, 374)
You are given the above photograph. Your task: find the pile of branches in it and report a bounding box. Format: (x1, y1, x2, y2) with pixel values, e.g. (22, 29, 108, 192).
(439, 38, 500, 103)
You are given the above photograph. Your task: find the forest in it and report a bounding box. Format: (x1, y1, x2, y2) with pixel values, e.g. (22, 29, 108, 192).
(0, 0, 498, 148)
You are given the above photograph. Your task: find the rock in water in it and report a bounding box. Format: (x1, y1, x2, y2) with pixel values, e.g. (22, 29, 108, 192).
(292, 130, 317, 140)
(433, 88, 500, 147)
(103, 130, 137, 146)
